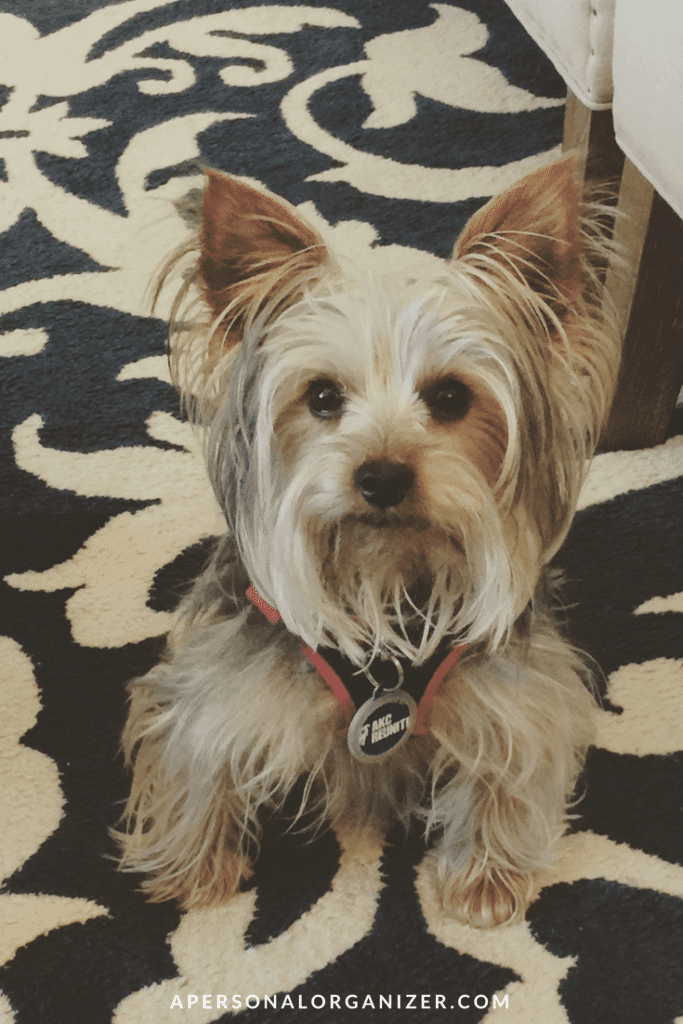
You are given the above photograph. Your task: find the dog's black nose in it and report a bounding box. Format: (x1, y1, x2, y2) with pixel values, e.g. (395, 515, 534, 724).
(354, 459, 415, 508)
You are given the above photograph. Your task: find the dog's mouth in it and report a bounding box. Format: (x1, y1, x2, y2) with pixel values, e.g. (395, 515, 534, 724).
(344, 509, 432, 531)
(339, 511, 466, 560)
(328, 514, 467, 574)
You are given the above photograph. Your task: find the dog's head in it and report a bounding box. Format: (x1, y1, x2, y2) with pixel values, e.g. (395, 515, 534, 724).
(168, 159, 618, 663)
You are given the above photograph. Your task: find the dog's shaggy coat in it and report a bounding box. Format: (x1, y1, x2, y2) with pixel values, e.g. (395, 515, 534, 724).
(117, 157, 620, 927)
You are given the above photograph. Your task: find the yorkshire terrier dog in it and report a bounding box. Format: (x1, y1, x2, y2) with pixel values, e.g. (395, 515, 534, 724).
(117, 156, 619, 927)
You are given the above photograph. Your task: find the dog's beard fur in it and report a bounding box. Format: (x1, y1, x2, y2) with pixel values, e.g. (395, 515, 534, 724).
(117, 157, 620, 926)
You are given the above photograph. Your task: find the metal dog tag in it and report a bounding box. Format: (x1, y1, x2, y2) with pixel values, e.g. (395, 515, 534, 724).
(347, 689, 417, 763)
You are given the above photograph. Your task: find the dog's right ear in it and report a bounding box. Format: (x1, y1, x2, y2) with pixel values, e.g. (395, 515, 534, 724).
(200, 169, 327, 341)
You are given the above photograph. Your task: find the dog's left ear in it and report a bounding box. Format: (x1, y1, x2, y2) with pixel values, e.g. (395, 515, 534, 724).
(200, 168, 328, 340)
(452, 156, 582, 315)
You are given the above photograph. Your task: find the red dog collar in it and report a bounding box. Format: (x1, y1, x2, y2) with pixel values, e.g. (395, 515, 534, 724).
(246, 584, 466, 736)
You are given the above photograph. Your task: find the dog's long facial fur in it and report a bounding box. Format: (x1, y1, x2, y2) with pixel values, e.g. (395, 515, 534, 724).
(169, 159, 616, 664)
(118, 158, 620, 926)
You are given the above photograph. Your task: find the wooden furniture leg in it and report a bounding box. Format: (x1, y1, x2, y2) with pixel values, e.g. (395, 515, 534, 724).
(600, 161, 683, 450)
(562, 90, 683, 450)
(562, 90, 624, 191)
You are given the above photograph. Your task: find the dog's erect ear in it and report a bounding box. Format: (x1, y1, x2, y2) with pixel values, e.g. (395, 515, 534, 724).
(200, 168, 328, 327)
(452, 156, 582, 314)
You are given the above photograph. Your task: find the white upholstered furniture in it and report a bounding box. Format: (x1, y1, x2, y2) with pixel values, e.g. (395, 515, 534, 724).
(504, 0, 683, 450)
(504, 0, 615, 111)
(613, 0, 683, 221)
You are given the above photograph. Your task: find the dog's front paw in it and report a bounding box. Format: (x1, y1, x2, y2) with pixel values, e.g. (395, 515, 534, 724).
(444, 865, 534, 928)
(138, 850, 253, 909)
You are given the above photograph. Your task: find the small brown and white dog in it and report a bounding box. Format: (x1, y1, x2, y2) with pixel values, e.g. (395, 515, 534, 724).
(117, 157, 619, 927)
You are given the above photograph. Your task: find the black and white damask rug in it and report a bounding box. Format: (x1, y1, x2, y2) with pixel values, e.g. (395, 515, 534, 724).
(1, 1, 683, 1021)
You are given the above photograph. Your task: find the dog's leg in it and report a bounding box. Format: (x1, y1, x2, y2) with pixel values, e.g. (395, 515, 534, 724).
(116, 622, 341, 908)
(429, 642, 595, 927)
(117, 665, 256, 906)
(435, 775, 545, 928)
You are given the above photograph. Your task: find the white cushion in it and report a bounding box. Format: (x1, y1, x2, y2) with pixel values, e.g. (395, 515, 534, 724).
(613, 0, 683, 220)
(504, 0, 615, 110)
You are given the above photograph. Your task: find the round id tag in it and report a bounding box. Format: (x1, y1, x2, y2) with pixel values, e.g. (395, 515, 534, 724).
(347, 689, 417, 763)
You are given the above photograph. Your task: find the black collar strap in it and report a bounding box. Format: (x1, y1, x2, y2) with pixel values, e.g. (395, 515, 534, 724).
(246, 585, 467, 735)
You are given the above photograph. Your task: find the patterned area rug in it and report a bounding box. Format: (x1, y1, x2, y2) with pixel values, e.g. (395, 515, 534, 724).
(2, 1, 683, 1022)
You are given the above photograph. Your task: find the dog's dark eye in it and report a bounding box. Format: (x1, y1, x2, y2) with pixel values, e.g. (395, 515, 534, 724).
(421, 376, 472, 423)
(306, 378, 344, 419)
